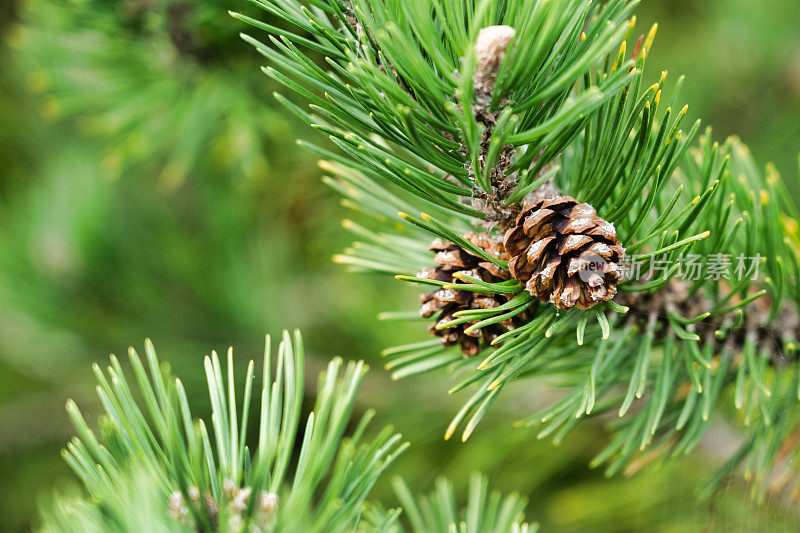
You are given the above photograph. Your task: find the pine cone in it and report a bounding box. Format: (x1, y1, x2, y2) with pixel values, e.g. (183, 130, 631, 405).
(504, 196, 624, 310)
(621, 279, 800, 365)
(418, 234, 523, 356)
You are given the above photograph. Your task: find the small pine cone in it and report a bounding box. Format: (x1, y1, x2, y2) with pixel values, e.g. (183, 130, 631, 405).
(418, 234, 522, 356)
(504, 196, 624, 310)
(726, 290, 800, 365)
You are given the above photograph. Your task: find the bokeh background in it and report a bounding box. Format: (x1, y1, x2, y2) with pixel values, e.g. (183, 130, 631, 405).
(1, 0, 800, 531)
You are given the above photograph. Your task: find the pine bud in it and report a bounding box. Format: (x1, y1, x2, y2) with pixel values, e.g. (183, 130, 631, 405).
(168, 491, 188, 521)
(204, 493, 219, 525)
(168, 491, 194, 527)
(473, 25, 516, 96)
(222, 478, 237, 500)
(257, 491, 279, 525)
(232, 486, 252, 512)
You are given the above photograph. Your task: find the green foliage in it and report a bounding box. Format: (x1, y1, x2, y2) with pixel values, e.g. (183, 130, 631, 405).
(39, 332, 544, 532)
(368, 474, 536, 533)
(3, 0, 800, 529)
(235, 0, 800, 499)
(234, 0, 637, 217)
(44, 331, 407, 532)
(42, 468, 190, 533)
(15, 0, 289, 186)
(639, 0, 800, 187)
(0, 0, 406, 527)
(0, 0, 328, 384)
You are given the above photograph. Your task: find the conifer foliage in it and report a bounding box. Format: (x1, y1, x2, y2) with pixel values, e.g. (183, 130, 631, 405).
(44, 332, 406, 532)
(233, 0, 800, 497)
(16, 0, 292, 186)
(41, 333, 536, 532)
(366, 474, 536, 532)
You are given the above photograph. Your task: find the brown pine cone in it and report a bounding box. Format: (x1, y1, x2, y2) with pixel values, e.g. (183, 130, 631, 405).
(418, 234, 523, 356)
(504, 196, 624, 310)
(620, 279, 800, 365)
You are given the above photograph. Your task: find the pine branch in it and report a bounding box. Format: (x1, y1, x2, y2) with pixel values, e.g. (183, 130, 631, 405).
(234, 0, 800, 499)
(364, 473, 537, 532)
(39, 334, 541, 532)
(44, 332, 408, 532)
(234, 0, 638, 225)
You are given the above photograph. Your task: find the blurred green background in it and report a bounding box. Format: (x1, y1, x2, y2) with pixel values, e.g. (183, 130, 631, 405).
(1, 0, 799, 531)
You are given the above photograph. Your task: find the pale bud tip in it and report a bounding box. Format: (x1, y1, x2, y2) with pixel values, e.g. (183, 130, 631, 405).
(474, 25, 516, 94)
